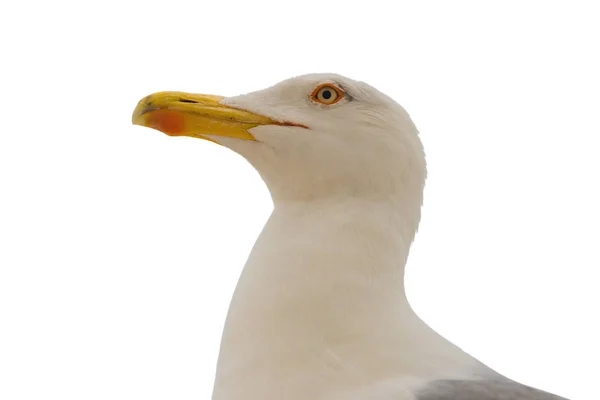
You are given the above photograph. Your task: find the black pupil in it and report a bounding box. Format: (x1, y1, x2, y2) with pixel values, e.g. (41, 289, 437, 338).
(322, 89, 332, 100)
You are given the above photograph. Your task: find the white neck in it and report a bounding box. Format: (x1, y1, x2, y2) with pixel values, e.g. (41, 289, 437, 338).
(212, 198, 483, 400)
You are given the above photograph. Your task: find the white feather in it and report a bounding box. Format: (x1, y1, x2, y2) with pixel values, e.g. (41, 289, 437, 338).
(207, 74, 504, 400)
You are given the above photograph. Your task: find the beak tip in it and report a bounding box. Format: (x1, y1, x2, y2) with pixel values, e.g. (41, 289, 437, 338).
(131, 102, 143, 125)
(131, 101, 151, 127)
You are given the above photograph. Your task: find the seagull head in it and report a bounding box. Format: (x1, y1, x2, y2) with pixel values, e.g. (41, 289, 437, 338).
(132, 73, 426, 204)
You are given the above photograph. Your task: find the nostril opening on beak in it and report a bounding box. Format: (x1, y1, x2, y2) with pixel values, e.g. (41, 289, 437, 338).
(179, 98, 198, 104)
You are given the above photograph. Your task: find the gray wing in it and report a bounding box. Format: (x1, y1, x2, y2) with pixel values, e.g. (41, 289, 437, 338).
(415, 379, 569, 400)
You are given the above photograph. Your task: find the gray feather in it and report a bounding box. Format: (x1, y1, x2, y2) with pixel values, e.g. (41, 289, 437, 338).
(416, 379, 568, 400)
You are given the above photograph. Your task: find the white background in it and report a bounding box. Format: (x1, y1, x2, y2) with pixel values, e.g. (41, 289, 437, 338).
(1, 1, 598, 399)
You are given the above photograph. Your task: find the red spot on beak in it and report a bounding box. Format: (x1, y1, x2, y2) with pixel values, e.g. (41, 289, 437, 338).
(143, 109, 185, 136)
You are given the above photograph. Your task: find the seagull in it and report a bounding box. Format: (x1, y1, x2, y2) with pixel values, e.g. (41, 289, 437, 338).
(132, 74, 568, 400)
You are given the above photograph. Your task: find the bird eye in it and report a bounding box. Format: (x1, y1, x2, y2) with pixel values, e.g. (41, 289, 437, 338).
(311, 84, 343, 105)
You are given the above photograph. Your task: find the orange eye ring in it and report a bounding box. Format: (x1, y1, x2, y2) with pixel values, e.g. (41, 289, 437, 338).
(311, 84, 344, 105)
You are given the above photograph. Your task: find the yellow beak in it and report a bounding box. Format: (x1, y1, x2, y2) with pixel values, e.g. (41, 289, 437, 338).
(131, 91, 276, 141)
